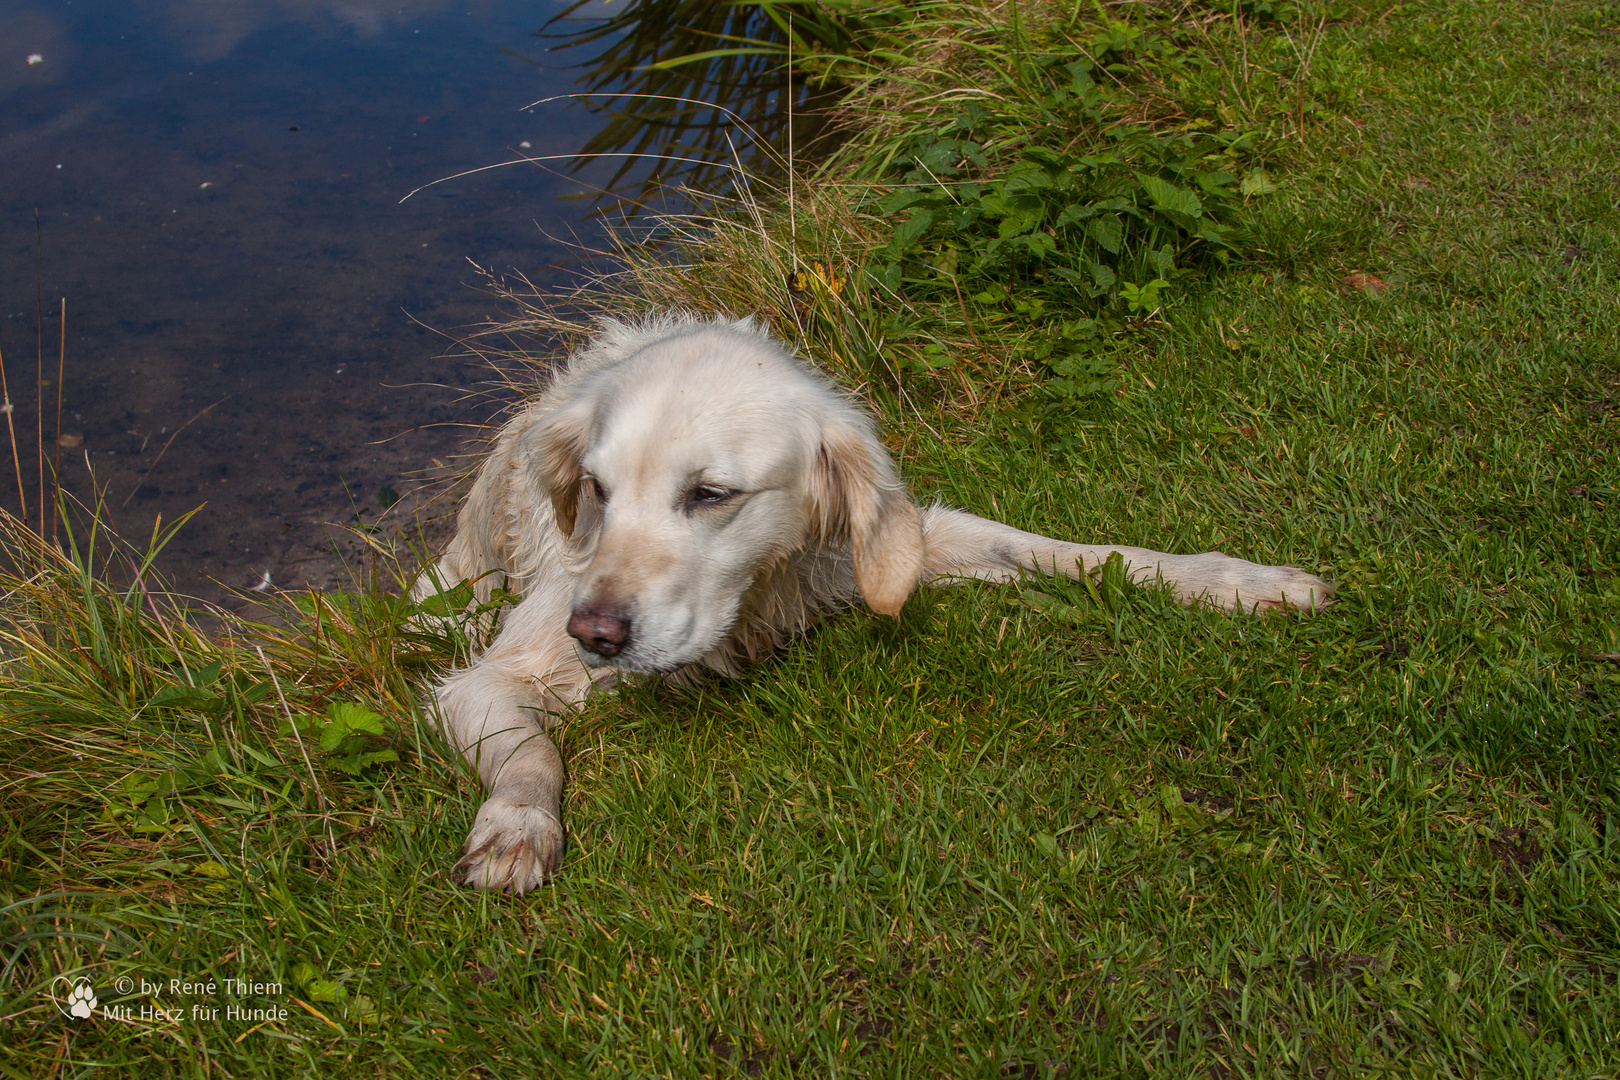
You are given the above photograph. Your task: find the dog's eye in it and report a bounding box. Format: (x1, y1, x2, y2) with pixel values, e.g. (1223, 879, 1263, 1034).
(589, 478, 607, 504)
(688, 484, 732, 507)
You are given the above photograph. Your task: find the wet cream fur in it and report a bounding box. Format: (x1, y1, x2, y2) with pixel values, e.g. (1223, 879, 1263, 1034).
(417, 313, 1333, 892)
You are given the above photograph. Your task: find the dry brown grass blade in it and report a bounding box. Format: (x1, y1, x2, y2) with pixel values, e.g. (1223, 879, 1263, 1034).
(53, 297, 65, 547)
(0, 341, 26, 523)
(34, 209, 45, 541)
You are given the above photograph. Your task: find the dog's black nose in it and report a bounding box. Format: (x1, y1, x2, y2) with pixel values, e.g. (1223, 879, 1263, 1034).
(567, 608, 631, 657)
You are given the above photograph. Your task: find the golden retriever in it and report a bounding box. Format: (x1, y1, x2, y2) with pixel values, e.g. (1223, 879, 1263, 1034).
(417, 313, 1332, 892)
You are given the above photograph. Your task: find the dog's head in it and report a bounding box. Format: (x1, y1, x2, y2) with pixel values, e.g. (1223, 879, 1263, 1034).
(534, 322, 923, 673)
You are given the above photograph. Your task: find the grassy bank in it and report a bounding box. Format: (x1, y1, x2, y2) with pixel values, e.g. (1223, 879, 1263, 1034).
(4, 0, 1619, 1076)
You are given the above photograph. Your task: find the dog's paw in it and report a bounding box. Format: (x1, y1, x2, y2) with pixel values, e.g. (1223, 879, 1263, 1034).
(453, 795, 564, 894)
(1231, 563, 1336, 614)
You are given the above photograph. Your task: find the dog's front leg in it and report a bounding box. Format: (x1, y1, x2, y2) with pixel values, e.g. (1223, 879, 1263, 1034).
(430, 595, 601, 893)
(433, 663, 573, 893)
(918, 506, 1333, 613)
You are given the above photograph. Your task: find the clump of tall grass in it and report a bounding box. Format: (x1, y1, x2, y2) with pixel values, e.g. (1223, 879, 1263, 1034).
(477, 0, 1343, 437)
(468, 186, 934, 392)
(0, 500, 478, 999)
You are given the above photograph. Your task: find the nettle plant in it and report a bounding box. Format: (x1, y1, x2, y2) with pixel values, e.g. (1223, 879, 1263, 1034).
(865, 23, 1261, 414)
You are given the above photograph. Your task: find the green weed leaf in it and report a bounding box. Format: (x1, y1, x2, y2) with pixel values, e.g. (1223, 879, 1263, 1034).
(321, 703, 387, 746)
(414, 580, 475, 618)
(1119, 278, 1170, 315)
(1086, 215, 1123, 254)
(284, 702, 397, 775)
(1139, 175, 1202, 219)
(889, 208, 935, 255)
(1240, 169, 1279, 196)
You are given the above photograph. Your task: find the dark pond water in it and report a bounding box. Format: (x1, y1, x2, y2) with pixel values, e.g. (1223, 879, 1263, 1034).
(1, 0, 624, 601)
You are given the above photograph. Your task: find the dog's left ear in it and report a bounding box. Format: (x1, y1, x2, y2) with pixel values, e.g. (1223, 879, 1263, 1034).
(810, 419, 925, 616)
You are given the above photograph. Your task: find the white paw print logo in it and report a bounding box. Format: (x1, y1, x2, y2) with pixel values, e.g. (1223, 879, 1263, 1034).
(51, 976, 98, 1019)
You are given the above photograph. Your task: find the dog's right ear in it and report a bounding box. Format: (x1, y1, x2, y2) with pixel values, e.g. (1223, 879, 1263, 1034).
(535, 403, 593, 536)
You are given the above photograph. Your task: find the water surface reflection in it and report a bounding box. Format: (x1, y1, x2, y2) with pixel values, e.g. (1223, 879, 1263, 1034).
(545, 0, 847, 209)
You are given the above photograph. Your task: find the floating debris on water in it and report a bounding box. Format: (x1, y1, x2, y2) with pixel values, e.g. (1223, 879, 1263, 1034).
(250, 570, 273, 592)
(27, 54, 44, 66)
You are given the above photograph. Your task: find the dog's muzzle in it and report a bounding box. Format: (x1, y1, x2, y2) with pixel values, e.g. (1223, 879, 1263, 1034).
(567, 607, 632, 658)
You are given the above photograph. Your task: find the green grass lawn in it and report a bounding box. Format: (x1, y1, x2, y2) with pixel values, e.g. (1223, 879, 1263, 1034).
(3, 1, 1618, 1076)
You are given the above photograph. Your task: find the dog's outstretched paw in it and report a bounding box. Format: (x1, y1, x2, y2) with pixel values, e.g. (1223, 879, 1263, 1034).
(454, 795, 564, 893)
(1241, 565, 1336, 614)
